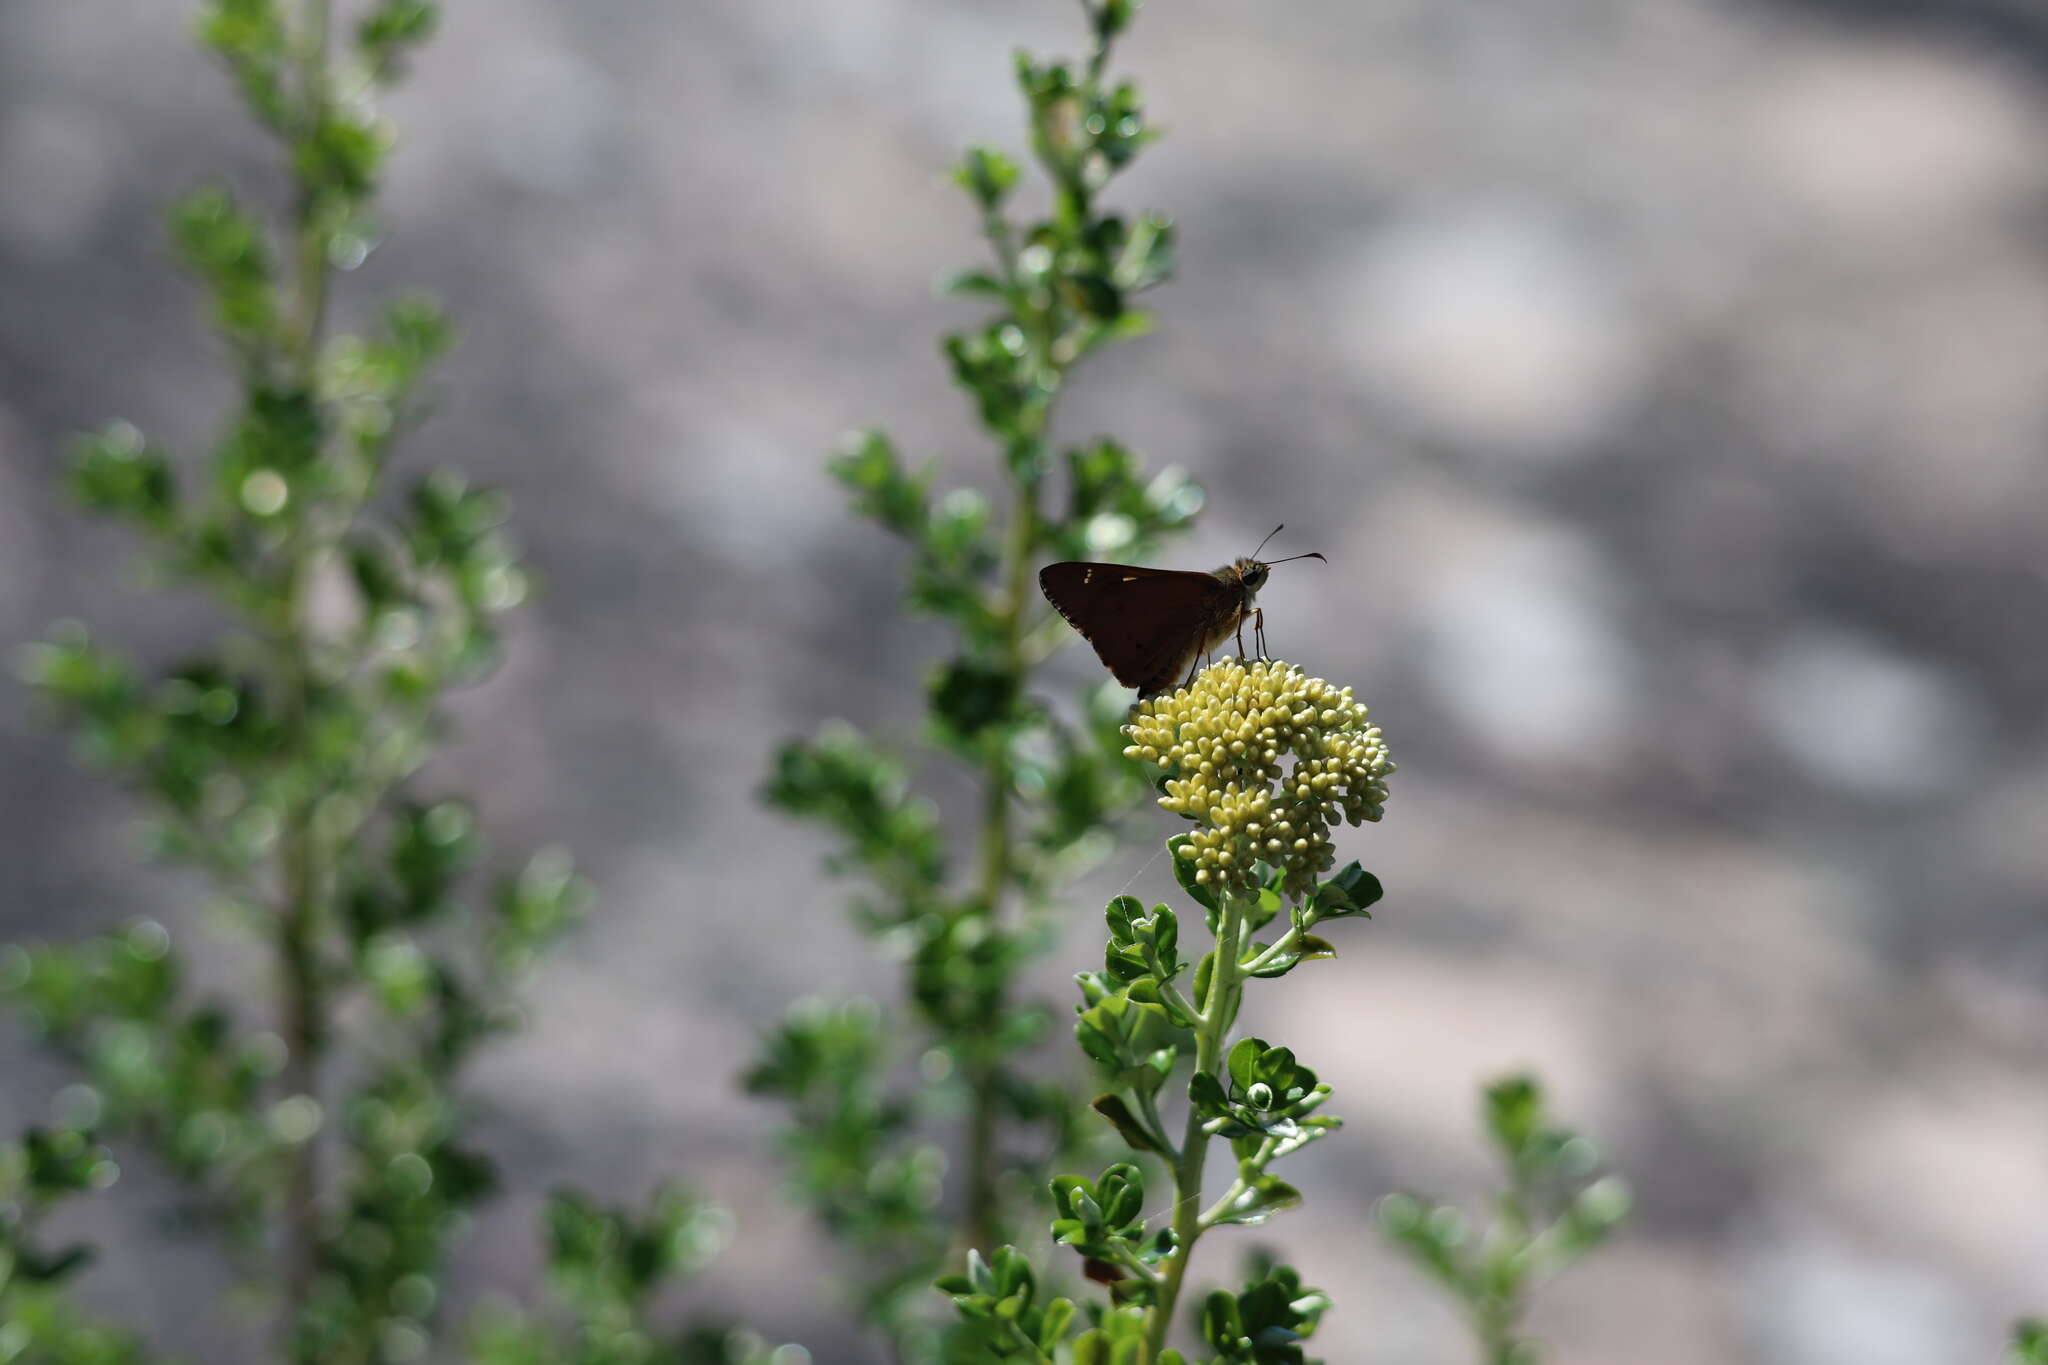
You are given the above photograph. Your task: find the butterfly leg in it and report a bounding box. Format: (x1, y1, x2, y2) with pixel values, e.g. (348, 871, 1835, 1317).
(1253, 608, 1267, 661)
(1234, 615, 1249, 661)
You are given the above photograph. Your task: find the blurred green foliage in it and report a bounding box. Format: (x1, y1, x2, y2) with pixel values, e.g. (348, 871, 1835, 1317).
(468, 1185, 795, 1365)
(0, 1120, 150, 1365)
(5, 0, 791, 1360)
(1379, 1077, 1631, 1365)
(753, 0, 1199, 1357)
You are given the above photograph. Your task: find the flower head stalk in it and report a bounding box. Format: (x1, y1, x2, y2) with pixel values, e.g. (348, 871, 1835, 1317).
(953, 657, 1397, 1361)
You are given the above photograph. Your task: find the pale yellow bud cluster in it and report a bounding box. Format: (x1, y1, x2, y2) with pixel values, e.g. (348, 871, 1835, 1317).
(1122, 659, 1393, 899)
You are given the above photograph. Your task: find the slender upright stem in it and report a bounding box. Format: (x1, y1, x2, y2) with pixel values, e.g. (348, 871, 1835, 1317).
(962, 410, 1048, 1256)
(287, 0, 333, 365)
(276, 0, 333, 1339)
(960, 0, 1108, 1266)
(277, 789, 323, 1330)
(1146, 894, 1248, 1360)
(1477, 1184, 1532, 1363)
(957, 75, 1077, 1246)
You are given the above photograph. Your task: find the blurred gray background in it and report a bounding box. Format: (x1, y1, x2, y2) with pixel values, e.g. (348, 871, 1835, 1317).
(5, 0, 2048, 1360)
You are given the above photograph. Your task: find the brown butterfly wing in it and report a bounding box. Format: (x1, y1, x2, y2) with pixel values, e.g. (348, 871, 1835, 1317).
(1039, 562, 1228, 696)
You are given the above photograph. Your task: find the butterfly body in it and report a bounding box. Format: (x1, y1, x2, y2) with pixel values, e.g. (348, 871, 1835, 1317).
(1040, 552, 1308, 698)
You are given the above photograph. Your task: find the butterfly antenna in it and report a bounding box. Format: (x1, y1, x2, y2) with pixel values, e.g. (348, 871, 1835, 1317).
(1249, 524, 1285, 560)
(1266, 550, 1327, 567)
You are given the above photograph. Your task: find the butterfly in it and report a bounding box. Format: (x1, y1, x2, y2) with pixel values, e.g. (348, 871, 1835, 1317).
(1039, 526, 1325, 697)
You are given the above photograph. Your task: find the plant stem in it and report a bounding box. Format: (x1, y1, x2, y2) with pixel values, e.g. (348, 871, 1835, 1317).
(277, 0, 333, 1340)
(960, 0, 1118, 1268)
(1195, 1135, 1279, 1230)
(1475, 1182, 1533, 1363)
(959, 100, 1072, 1248)
(962, 423, 1045, 1257)
(1239, 918, 1314, 976)
(1146, 894, 1248, 1360)
(278, 798, 323, 1334)
(288, 0, 332, 364)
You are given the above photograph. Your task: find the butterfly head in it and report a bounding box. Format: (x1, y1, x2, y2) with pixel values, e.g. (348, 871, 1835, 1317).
(1222, 547, 1325, 601)
(1228, 525, 1326, 601)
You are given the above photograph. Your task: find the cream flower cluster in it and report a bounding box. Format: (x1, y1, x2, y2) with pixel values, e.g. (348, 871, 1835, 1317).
(1122, 659, 1392, 899)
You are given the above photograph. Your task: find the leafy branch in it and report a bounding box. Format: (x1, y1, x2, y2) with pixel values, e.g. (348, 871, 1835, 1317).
(945, 659, 1393, 1362)
(754, 0, 1197, 1355)
(1380, 1076, 1632, 1365)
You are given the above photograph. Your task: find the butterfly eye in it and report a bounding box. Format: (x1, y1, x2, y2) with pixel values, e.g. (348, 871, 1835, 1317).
(1243, 566, 1267, 590)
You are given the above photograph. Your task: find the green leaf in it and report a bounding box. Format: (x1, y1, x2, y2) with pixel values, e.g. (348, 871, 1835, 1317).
(1169, 834, 1219, 912)
(14, 1242, 97, 1283)
(954, 145, 1021, 209)
(1095, 309, 1154, 345)
(1091, 1094, 1165, 1156)
(1092, 0, 1137, 39)
(1074, 1017, 1121, 1068)
(171, 185, 279, 345)
(1226, 1037, 1267, 1094)
(1050, 1174, 1093, 1221)
(1199, 1291, 1242, 1351)
(993, 1244, 1036, 1301)
(827, 430, 928, 538)
(1310, 863, 1382, 919)
(1561, 1175, 1633, 1250)
(928, 655, 1023, 746)
(1098, 1165, 1144, 1228)
(1484, 1074, 1543, 1158)
(1111, 212, 1174, 290)
(69, 425, 179, 531)
(763, 721, 947, 898)
(1207, 1174, 1301, 1228)
(358, 0, 436, 61)
(1187, 1070, 1229, 1119)
(1039, 1297, 1076, 1351)
(1297, 934, 1336, 961)
(940, 268, 1007, 298)
(1147, 903, 1179, 961)
(1244, 932, 1336, 980)
(379, 293, 454, 368)
(1062, 272, 1122, 321)
(299, 107, 388, 197)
